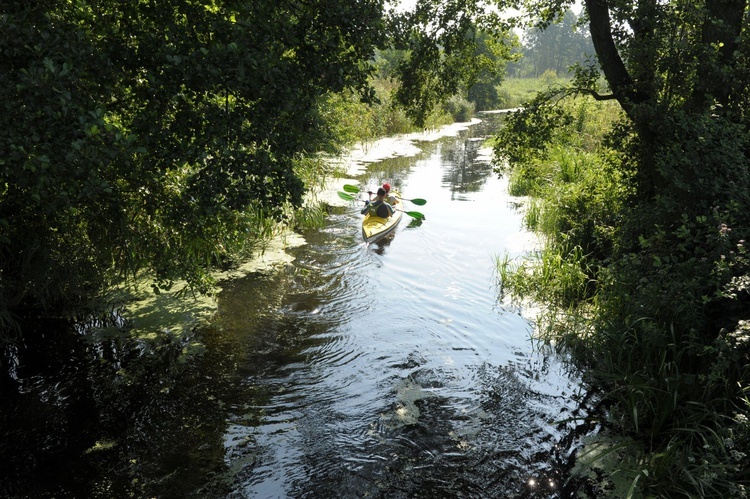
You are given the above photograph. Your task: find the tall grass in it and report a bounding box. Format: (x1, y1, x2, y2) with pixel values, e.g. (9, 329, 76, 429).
(493, 91, 750, 496)
(495, 244, 592, 309)
(496, 73, 572, 109)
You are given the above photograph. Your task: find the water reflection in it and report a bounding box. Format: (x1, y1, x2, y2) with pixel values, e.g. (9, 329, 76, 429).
(441, 137, 495, 198)
(209, 115, 598, 498)
(1, 115, 601, 498)
(368, 232, 397, 254)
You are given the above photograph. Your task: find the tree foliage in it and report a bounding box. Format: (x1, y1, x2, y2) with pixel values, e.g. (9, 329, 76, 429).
(495, 0, 750, 331)
(510, 9, 594, 77)
(492, 0, 750, 494)
(0, 0, 386, 327)
(466, 30, 515, 110)
(386, 0, 517, 124)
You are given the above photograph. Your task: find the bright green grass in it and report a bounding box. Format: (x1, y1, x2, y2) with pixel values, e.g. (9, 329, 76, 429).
(497, 75, 572, 109)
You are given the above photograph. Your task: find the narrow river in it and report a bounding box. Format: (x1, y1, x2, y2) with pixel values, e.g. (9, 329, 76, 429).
(1, 114, 597, 499)
(204, 114, 591, 497)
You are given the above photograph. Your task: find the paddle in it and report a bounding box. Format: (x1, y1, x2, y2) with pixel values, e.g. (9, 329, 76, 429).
(337, 191, 357, 201)
(337, 191, 426, 220)
(395, 208, 426, 220)
(342, 184, 427, 206)
(396, 195, 427, 206)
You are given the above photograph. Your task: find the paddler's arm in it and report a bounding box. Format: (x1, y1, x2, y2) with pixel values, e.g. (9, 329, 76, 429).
(383, 202, 394, 218)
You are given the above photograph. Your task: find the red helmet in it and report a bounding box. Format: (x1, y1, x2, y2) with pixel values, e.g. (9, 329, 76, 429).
(382, 182, 391, 192)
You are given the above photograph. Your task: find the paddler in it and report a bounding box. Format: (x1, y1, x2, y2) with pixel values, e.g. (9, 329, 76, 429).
(361, 187, 394, 218)
(382, 182, 397, 205)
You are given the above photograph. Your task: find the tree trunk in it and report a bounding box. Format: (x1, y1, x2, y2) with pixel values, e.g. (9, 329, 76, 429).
(585, 0, 663, 196)
(584, 0, 643, 121)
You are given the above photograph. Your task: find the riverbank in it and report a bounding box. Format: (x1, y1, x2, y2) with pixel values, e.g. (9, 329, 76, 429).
(123, 118, 489, 337)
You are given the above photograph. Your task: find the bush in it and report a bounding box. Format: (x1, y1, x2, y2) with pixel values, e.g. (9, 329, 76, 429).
(493, 92, 750, 497)
(468, 82, 501, 111)
(441, 94, 475, 122)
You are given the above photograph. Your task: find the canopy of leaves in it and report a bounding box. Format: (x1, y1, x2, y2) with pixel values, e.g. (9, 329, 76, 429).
(0, 0, 386, 326)
(509, 9, 594, 77)
(386, 0, 517, 124)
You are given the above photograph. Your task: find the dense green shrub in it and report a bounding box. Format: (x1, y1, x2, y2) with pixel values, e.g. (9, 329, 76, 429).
(468, 82, 501, 111)
(494, 92, 750, 497)
(0, 0, 388, 330)
(317, 77, 456, 149)
(441, 95, 476, 123)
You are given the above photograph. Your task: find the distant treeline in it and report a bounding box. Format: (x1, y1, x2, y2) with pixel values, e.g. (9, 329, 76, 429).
(508, 9, 594, 78)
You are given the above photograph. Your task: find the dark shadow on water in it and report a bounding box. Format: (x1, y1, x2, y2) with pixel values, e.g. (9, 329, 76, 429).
(369, 233, 396, 254)
(1, 315, 99, 498)
(0, 311, 247, 498)
(1, 113, 609, 498)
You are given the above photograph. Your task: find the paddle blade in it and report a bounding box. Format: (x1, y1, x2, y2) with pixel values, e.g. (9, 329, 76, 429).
(396, 195, 427, 206)
(342, 184, 360, 193)
(337, 191, 356, 201)
(403, 210, 425, 220)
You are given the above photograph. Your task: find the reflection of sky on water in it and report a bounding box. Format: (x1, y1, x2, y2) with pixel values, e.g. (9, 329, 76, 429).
(212, 115, 590, 498)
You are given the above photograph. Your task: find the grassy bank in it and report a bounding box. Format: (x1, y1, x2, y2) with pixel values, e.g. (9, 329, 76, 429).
(496, 73, 572, 109)
(493, 92, 750, 497)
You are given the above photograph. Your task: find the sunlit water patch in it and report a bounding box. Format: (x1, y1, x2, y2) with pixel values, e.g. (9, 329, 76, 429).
(206, 114, 596, 498)
(1, 116, 605, 499)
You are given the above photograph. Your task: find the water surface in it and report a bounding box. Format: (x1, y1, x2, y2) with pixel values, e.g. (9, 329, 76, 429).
(0, 115, 596, 499)
(207, 115, 590, 498)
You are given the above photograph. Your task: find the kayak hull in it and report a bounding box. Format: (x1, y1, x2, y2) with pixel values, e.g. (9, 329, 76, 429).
(361, 193, 403, 243)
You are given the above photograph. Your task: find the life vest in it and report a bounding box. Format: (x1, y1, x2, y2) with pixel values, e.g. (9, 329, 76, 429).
(367, 199, 393, 218)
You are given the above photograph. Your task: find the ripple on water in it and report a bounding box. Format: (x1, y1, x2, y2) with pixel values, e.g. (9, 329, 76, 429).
(214, 118, 592, 498)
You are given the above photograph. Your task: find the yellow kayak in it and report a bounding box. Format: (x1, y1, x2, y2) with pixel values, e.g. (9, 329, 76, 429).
(361, 193, 403, 243)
